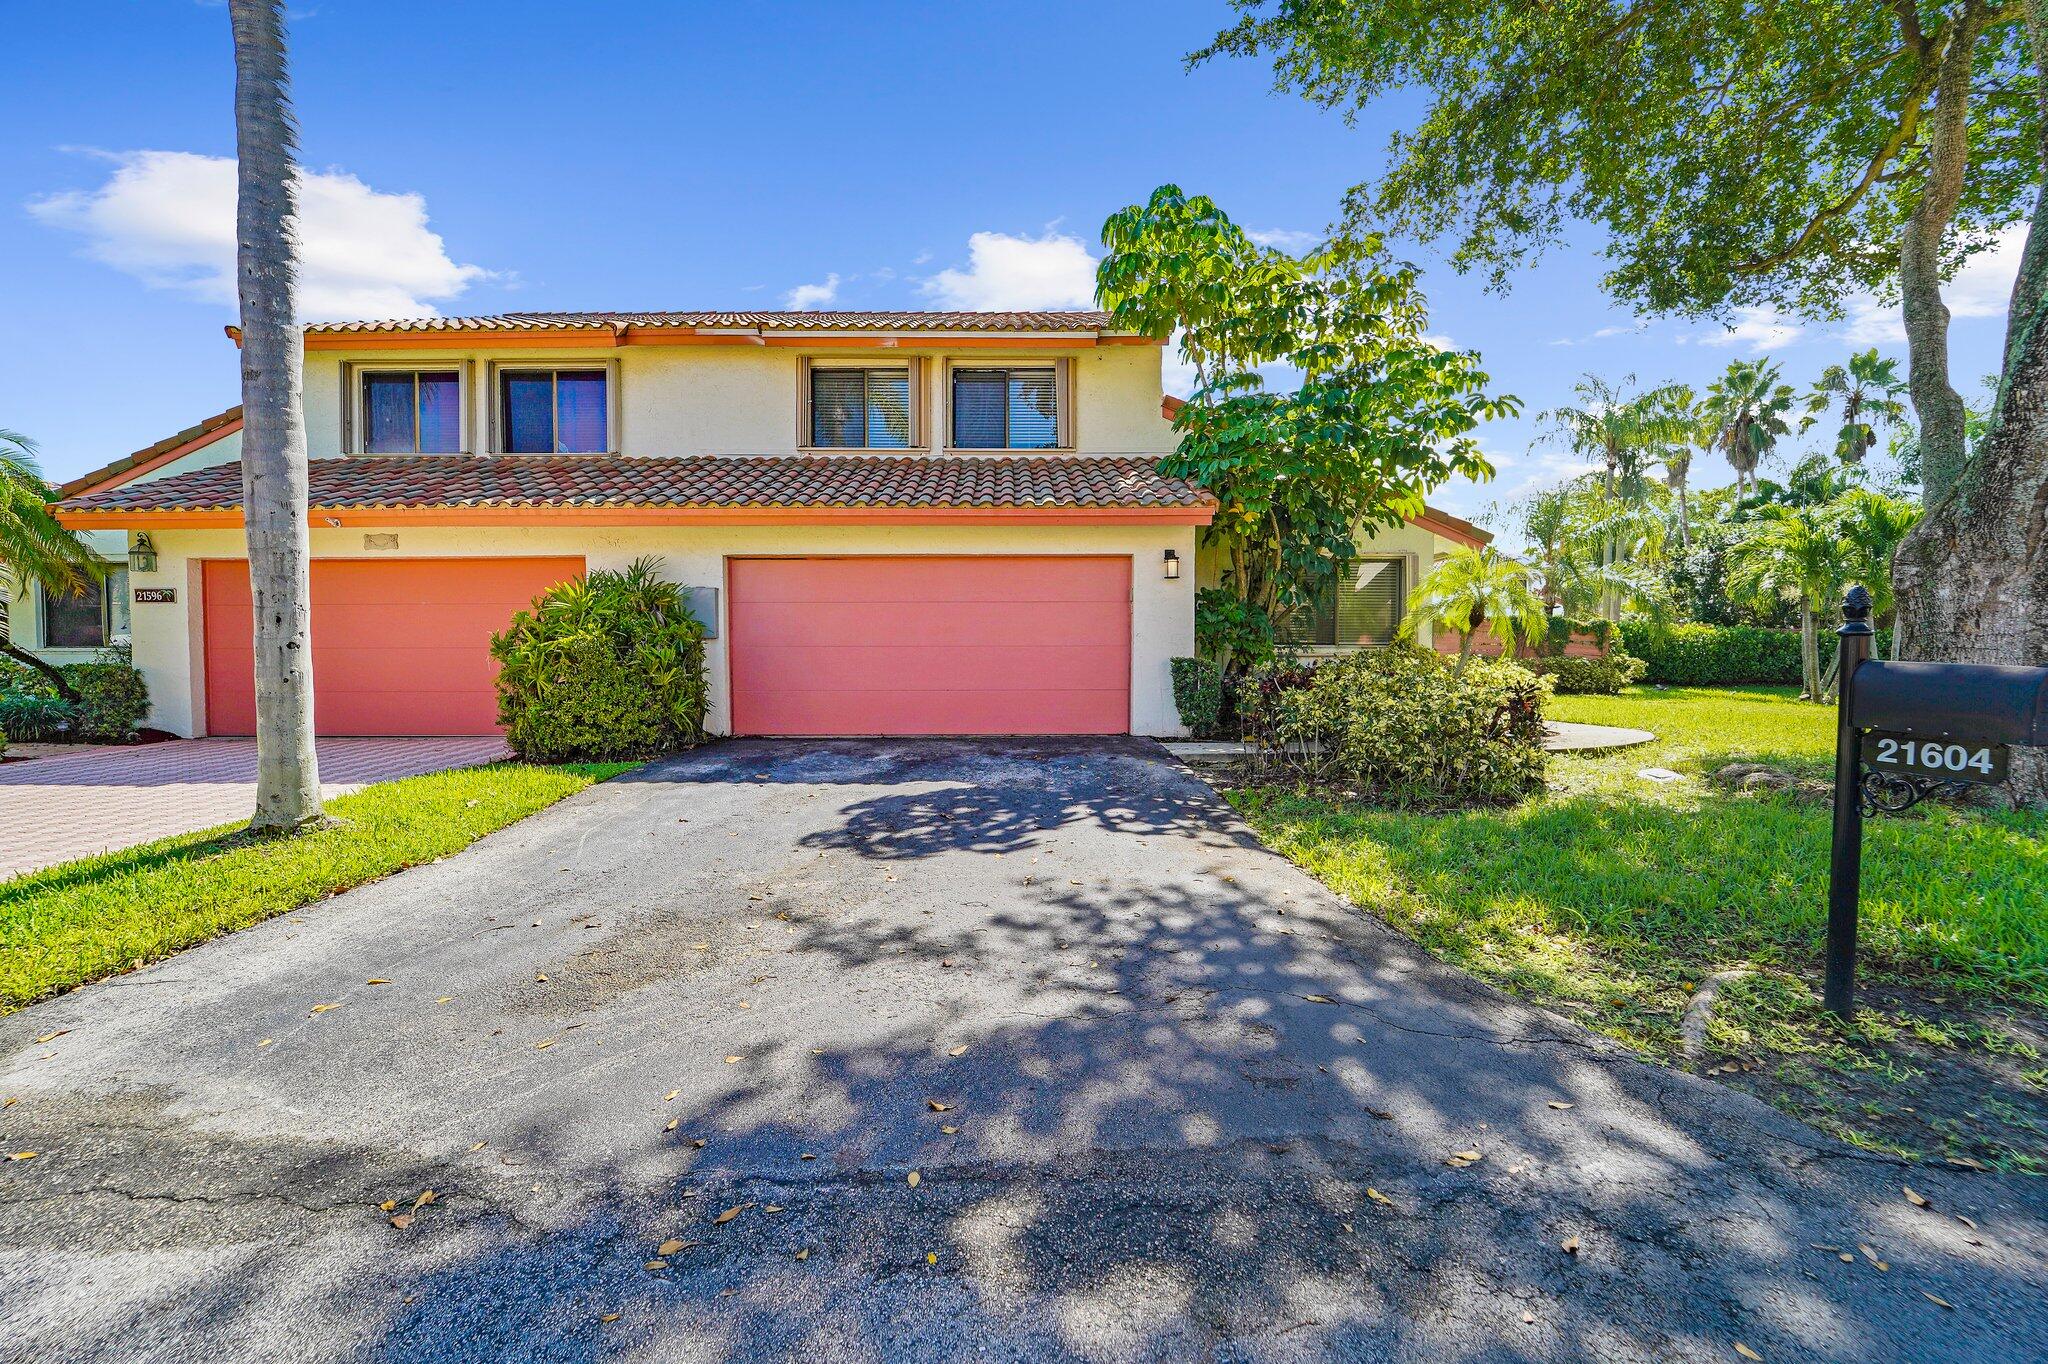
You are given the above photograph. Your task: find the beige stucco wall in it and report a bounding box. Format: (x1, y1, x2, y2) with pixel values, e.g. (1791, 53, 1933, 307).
(128, 522, 1197, 739)
(1192, 517, 1460, 651)
(301, 343, 1176, 458)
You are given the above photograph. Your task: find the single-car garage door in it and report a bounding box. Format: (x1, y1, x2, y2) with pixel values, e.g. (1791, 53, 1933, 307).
(729, 556, 1131, 736)
(202, 557, 584, 736)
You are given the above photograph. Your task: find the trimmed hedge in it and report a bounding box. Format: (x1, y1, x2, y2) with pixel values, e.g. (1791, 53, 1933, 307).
(1528, 652, 1647, 695)
(1170, 657, 1225, 736)
(1621, 621, 1893, 686)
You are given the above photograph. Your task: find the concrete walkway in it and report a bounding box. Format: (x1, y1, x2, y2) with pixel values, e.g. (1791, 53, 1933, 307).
(0, 737, 508, 881)
(1, 738, 2039, 1362)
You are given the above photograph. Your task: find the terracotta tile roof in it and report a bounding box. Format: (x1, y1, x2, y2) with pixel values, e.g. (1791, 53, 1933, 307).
(60, 405, 243, 498)
(301, 310, 1121, 335)
(58, 454, 1211, 514)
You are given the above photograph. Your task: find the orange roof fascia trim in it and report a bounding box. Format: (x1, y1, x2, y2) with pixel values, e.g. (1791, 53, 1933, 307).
(227, 325, 1161, 352)
(57, 503, 1215, 530)
(1412, 507, 1492, 547)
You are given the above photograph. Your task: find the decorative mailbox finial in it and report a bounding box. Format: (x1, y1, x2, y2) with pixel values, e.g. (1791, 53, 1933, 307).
(1843, 584, 1872, 620)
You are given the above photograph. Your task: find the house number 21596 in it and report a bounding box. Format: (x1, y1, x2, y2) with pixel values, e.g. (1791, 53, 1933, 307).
(1865, 730, 2009, 785)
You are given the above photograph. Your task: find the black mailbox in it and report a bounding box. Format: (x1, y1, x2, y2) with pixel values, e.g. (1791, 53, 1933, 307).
(1849, 660, 2048, 746)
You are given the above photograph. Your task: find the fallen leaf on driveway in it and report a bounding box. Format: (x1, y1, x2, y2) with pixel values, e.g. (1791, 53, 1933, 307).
(1922, 1291, 1954, 1310)
(534, 1039, 555, 1050)
(1301, 995, 1336, 1005)
(724, 1056, 743, 1065)
(927, 1252, 937, 1264)
(379, 1199, 397, 1212)
(907, 1171, 921, 1187)
(436, 997, 454, 1005)
(1904, 1186, 1930, 1208)
(7, 1152, 36, 1162)
(665, 1090, 681, 1102)
(644, 1259, 668, 1271)
(1547, 1101, 1574, 1110)
(1446, 1150, 1483, 1167)
(941, 1125, 959, 1135)
(764, 1204, 784, 1213)
(33, 1030, 69, 1044)
(690, 1139, 706, 1149)
(1859, 1244, 1889, 1271)
(366, 979, 390, 986)
(257, 1039, 274, 1048)
(389, 1214, 414, 1230)
(801, 1153, 817, 1160)
(665, 1118, 679, 1132)
(1366, 1187, 1395, 1208)
(928, 1100, 953, 1112)
(309, 1003, 341, 1015)
(714, 1206, 743, 1224)
(1955, 1214, 1977, 1230)
(600, 1312, 621, 1323)
(413, 1190, 437, 1209)
(948, 1046, 968, 1057)
(470, 1141, 487, 1152)
(1561, 1235, 1581, 1255)
(795, 1248, 810, 1261)
(658, 1239, 686, 1255)
(1734, 1345, 1762, 1362)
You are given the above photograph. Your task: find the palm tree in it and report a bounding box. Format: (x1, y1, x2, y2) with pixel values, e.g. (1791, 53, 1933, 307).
(1655, 384, 1712, 550)
(1804, 350, 1909, 465)
(1726, 504, 1850, 702)
(1, 429, 97, 698)
(1836, 488, 1922, 660)
(230, 0, 322, 833)
(1400, 545, 1548, 675)
(1542, 374, 1685, 620)
(1705, 358, 1797, 495)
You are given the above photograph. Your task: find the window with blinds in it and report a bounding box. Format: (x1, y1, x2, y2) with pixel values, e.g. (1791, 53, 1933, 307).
(809, 367, 912, 448)
(498, 368, 609, 453)
(357, 369, 462, 453)
(951, 366, 1061, 449)
(1276, 558, 1406, 647)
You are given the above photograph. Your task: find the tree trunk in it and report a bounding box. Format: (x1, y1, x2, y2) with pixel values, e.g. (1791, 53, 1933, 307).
(1893, 0, 2048, 806)
(1, 640, 80, 702)
(1677, 481, 1690, 550)
(1798, 599, 1820, 701)
(1901, 11, 1983, 502)
(230, 0, 323, 833)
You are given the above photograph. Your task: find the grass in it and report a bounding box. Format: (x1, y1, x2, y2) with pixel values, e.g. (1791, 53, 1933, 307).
(0, 761, 634, 1014)
(1231, 684, 2048, 1167)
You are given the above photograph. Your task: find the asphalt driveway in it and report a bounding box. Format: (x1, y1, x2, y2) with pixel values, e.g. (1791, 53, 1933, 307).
(1, 739, 2042, 1363)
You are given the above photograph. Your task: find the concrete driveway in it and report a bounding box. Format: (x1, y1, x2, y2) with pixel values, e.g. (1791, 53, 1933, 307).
(1, 739, 2041, 1363)
(0, 737, 509, 880)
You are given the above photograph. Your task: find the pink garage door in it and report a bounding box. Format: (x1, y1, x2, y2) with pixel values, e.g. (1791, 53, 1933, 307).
(202, 557, 585, 736)
(728, 556, 1132, 736)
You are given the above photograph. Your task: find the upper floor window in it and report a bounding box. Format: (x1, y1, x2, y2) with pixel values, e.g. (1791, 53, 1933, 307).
(951, 365, 1064, 450)
(498, 367, 610, 453)
(808, 366, 913, 449)
(1277, 558, 1406, 648)
(361, 369, 463, 453)
(40, 569, 128, 650)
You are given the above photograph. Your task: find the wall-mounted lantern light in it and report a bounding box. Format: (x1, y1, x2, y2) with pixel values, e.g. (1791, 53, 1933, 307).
(127, 533, 158, 574)
(1163, 549, 1181, 580)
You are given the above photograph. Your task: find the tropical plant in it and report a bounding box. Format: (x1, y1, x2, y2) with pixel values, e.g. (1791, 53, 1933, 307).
(1097, 185, 1515, 618)
(1804, 350, 1909, 465)
(0, 428, 98, 698)
(1540, 375, 1685, 618)
(1725, 504, 1852, 701)
(490, 558, 708, 762)
(1399, 545, 1548, 674)
(230, 0, 322, 833)
(1705, 359, 1797, 497)
(1836, 488, 1923, 659)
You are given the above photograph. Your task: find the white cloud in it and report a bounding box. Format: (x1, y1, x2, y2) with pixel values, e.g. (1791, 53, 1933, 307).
(782, 272, 841, 309)
(919, 230, 1098, 310)
(1421, 333, 1457, 351)
(1247, 227, 1320, 253)
(30, 149, 485, 320)
(1162, 328, 1198, 397)
(1694, 305, 1807, 352)
(1840, 224, 2027, 345)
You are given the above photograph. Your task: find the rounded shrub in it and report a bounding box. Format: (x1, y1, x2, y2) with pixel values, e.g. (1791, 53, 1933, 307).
(1240, 647, 1551, 808)
(63, 660, 150, 739)
(491, 557, 708, 763)
(1170, 656, 1226, 736)
(1528, 652, 1648, 695)
(0, 691, 75, 742)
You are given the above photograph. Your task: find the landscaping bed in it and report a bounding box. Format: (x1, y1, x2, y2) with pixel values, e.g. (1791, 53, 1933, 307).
(0, 760, 633, 1013)
(1230, 685, 2047, 1171)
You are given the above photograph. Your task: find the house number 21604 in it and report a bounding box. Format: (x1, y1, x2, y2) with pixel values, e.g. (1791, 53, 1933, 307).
(1865, 730, 2009, 785)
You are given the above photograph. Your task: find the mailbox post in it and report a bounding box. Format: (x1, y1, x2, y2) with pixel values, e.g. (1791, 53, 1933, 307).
(1824, 589, 2048, 1018)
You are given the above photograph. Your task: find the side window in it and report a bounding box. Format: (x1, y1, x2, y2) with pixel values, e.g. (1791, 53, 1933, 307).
(1277, 558, 1406, 647)
(360, 370, 463, 453)
(41, 574, 110, 649)
(809, 367, 912, 449)
(498, 368, 610, 453)
(950, 365, 1062, 449)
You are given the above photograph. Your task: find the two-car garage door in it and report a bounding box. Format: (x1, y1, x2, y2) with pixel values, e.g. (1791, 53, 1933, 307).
(201, 554, 1132, 737)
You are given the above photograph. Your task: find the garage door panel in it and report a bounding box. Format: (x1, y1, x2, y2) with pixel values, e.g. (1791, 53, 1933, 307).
(728, 556, 1131, 736)
(734, 643, 1132, 692)
(203, 557, 581, 736)
(728, 599, 1130, 648)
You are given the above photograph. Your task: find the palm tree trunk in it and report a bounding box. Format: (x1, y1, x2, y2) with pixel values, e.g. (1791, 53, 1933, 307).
(1676, 480, 1690, 550)
(231, 0, 323, 833)
(1798, 599, 1821, 701)
(1, 640, 79, 702)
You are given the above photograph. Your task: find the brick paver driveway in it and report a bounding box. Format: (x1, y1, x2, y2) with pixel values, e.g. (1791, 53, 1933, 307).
(0, 737, 508, 880)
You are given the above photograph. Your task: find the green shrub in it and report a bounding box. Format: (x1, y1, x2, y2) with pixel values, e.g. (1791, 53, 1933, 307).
(1622, 622, 1803, 685)
(1170, 657, 1225, 736)
(1240, 647, 1550, 808)
(0, 692, 75, 742)
(1529, 651, 1648, 695)
(62, 660, 150, 739)
(1195, 588, 1276, 675)
(1537, 615, 1616, 657)
(491, 557, 708, 763)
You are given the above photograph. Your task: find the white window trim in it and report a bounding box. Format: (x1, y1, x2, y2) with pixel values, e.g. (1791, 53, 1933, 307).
(941, 358, 1073, 454)
(484, 358, 622, 455)
(36, 568, 127, 651)
(797, 357, 925, 452)
(341, 361, 474, 455)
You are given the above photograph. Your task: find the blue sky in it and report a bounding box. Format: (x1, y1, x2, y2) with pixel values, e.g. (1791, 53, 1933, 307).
(4, 1, 2021, 523)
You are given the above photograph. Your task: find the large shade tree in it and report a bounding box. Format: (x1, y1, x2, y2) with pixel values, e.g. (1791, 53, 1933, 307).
(230, 0, 323, 832)
(1097, 185, 1516, 619)
(1201, 0, 2048, 800)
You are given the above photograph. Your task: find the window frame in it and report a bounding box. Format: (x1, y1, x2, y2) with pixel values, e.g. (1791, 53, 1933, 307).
(798, 357, 923, 451)
(37, 568, 128, 651)
(1277, 555, 1409, 649)
(341, 361, 473, 455)
(485, 359, 621, 455)
(943, 359, 1072, 452)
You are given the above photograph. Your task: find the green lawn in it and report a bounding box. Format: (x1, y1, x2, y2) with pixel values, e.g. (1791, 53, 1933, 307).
(0, 761, 633, 1013)
(1233, 685, 2048, 1164)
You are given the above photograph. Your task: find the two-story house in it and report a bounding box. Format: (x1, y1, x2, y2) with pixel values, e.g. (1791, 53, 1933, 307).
(49, 310, 1484, 739)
